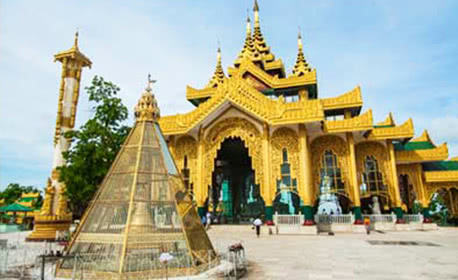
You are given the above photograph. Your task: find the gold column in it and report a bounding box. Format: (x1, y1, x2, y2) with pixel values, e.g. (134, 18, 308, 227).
(387, 140, 402, 208)
(299, 124, 315, 223)
(262, 124, 273, 205)
(298, 124, 313, 205)
(414, 164, 429, 208)
(346, 132, 361, 207)
(262, 124, 275, 223)
(195, 126, 206, 210)
(28, 32, 92, 241)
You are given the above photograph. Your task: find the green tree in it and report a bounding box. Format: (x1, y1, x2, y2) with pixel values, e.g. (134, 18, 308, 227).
(59, 76, 130, 218)
(0, 183, 42, 206)
(429, 192, 448, 225)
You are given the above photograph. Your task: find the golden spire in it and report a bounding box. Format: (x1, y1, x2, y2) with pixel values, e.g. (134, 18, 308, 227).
(235, 15, 258, 65)
(253, 0, 260, 25)
(251, 0, 271, 56)
(292, 30, 312, 76)
(206, 46, 226, 88)
(135, 74, 160, 122)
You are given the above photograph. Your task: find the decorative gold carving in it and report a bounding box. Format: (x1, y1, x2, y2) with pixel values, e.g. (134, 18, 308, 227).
(322, 86, 363, 111)
(134, 77, 160, 122)
(355, 141, 395, 202)
(412, 129, 433, 143)
(203, 117, 263, 200)
(56, 186, 70, 217)
(205, 47, 226, 89)
(310, 135, 351, 200)
(159, 77, 324, 135)
(376, 112, 395, 126)
(173, 136, 198, 187)
(186, 86, 216, 101)
(230, 57, 316, 89)
(40, 178, 55, 215)
(324, 109, 373, 133)
(291, 33, 312, 76)
(270, 127, 300, 195)
(367, 118, 414, 140)
(395, 143, 449, 163)
(424, 170, 458, 183)
(54, 32, 92, 68)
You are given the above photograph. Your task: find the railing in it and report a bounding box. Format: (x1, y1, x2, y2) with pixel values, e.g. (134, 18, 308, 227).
(314, 214, 354, 224)
(273, 212, 304, 226)
(403, 214, 423, 223)
(362, 214, 396, 224)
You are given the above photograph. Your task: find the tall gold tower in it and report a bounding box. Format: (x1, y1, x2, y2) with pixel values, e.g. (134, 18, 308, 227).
(27, 33, 92, 241)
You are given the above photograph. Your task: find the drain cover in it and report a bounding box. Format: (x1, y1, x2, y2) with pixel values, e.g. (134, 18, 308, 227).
(367, 240, 440, 247)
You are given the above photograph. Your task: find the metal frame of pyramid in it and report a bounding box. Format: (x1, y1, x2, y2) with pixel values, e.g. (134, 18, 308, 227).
(56, 79, 217, 279)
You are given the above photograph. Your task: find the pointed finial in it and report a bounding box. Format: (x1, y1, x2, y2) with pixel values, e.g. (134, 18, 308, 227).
(74, 30, 79, 48)
(136, 74, 160, 122)
(253, 0, 259, 12)
(217, 44, 221, 62)
(253, 0, 260, 26)
(246, 13, 251, 34)
(146, 73, 156, 92)
(298, 27, 303, 49)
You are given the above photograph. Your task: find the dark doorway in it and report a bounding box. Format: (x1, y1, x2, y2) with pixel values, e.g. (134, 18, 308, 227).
(210, 137, 264, 224)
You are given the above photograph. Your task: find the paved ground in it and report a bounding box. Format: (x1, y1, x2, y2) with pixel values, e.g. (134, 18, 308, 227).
(2, 228, 457, 279)
(208, 226, 458, 280)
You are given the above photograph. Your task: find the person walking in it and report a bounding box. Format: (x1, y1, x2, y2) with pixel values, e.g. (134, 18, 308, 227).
(253, 217, 263, 238)
(205, 211, 212, 230)
(363, 215, 371, 235)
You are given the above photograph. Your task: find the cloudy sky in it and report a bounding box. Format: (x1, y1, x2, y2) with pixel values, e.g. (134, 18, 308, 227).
(1, 0, 457, 191)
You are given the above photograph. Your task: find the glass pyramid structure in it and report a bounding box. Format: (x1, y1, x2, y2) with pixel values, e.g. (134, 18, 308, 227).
(57, 80, 217, 279)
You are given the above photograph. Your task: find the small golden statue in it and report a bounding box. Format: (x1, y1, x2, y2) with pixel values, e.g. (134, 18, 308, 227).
(56, 186, 70, 217)
(40, 178, 55, 215)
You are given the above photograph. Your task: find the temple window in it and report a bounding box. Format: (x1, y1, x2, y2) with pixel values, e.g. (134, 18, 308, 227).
(280, 148, 291, 187)
(362, 156, 386, 195)
(319, 150, 345, 194)
(284, 95, 299, 103)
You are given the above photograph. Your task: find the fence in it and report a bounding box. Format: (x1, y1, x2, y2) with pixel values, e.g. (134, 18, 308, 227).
(314, 214, 354, 224)
(403, 214, 423, 223)
(273, 212, 304, 226)
(362, 214, 396, 224)
(0, 237, 61, 280)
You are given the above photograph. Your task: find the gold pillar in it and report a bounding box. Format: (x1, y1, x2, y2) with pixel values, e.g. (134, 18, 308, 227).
(346, 132, 361, 207)
(298, 124, 313, 205)
(262, 124, 273, 206)
(414, 164, 429, 208)
(28, 33, 91, 241)
(195, 126, 206, 208)
(387, 140, 402, 207)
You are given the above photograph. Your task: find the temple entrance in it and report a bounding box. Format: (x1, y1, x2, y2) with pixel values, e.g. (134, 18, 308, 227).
(209, 137, 264, 224)
(399, 174, 418, 213)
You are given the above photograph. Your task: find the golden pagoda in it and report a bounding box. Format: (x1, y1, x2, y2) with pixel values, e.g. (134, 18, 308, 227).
(158, 0, 458, 224)
(56, 77, 216, 279)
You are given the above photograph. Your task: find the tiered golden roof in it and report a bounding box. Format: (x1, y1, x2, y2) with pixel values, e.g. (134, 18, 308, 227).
(54, 32, 92, 67)
(234, 16, 259, 66)
(205, 47, 226, 88)
(292, 33, 313, 76)
(166, 0, 421, 144)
